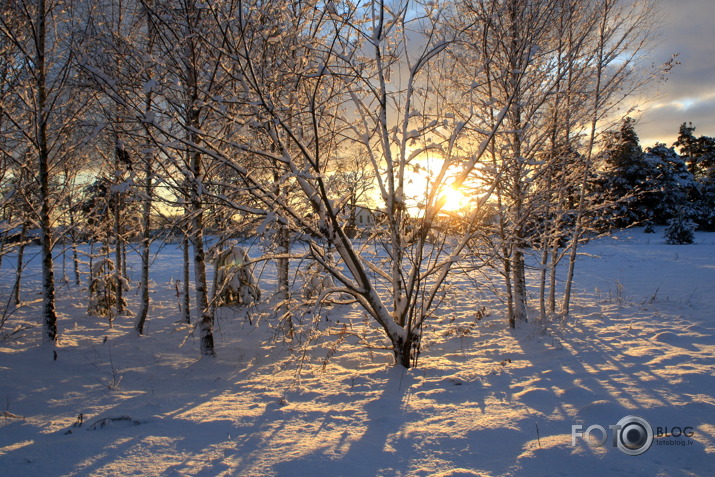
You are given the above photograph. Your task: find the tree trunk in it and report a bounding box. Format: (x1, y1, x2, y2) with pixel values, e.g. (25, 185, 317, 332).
(192, 206, 214, 356)
(190, 149, 213, 356)
(503, 247, 515, 328)
(391, 331, 415, 369)
(180, 0, 214, 356)
(36, 0, 58, 343)
(562, 223, 582, 316)
(512, 247, 528, 325)
(549, 246, 558, 313)
(0, 223, 6, 270)
(121, 240, 127, 280)
(89, 240, 95, 284)
(67, 193, 81, 285)
(13, 222, 27, 305)
(508, 184, 527, 328)
(562, 0, 611, 317)
(276, 223, 290, 305)
(539, 240, 549, 321)
(135, 152, 152, 335)
(507, 5, 527, 328)
(135, 2, 156, 335)
(271, 155, 290, 316)
(182, 232, 191, 324)
(113, 155, 124, 315)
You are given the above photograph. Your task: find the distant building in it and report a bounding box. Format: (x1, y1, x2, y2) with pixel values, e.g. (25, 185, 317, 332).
(343, 205, 384, 237)
(354, 205, 379, 227)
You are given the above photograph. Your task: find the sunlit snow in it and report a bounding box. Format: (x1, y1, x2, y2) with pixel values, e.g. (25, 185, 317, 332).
(0, 229, 713, 476)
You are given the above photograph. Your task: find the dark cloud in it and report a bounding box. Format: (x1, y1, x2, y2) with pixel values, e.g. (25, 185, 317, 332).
(637, 94, 715, 146)
(636, 0, 715, 146)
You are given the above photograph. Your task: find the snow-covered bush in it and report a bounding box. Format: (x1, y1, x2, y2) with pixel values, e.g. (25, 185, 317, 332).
(664, 214, 696, 244)
(302, 260, 336, 301)
(212, 246, 261, 307)
(88, 258, 128, 317)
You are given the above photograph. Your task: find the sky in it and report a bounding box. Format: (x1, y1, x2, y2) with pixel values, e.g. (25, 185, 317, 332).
(634, 0, 715, 147)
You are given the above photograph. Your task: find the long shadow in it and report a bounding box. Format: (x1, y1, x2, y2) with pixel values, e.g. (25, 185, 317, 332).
(0, 351, 234, 476)
(267, 361, 541, 477)
(2, 267, 713, 476)
(505, 308, 714, 475)
(248, 366, 412, 477)
(0, 301, 264, 476)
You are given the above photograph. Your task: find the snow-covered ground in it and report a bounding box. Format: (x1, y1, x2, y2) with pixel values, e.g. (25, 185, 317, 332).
(1, 229, 713, 476)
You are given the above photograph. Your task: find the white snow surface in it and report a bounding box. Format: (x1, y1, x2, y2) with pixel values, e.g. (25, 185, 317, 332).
(1, 229, 714, 476)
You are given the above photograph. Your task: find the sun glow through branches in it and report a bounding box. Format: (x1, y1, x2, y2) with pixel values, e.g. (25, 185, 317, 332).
(438, 184, 469, 212)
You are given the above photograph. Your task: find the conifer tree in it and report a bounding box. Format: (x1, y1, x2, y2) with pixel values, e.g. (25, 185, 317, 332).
(597, 117, 650, 227)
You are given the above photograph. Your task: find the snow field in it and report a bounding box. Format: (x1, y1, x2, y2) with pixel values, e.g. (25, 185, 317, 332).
(0, 229, 713, 476)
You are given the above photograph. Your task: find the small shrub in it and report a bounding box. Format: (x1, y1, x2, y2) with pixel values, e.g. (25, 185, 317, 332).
(212, 246, 261, 307)
(88, 258, 127, 318)
(664, 215, 695, 244)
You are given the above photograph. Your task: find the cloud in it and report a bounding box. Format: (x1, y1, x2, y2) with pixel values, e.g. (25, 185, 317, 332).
(636, 0, 715, 146)
(636, 92, 715, 146)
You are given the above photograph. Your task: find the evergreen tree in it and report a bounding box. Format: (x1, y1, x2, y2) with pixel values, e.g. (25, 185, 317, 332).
(596, 119, 700, 228)
(597, 117, 651, 227)
(673, 122, 715, 230)
(696, 176, 715, 231)
(664, 209, 696, 244)
(674, 122, 715, 178)
(642, 144, 695, 224)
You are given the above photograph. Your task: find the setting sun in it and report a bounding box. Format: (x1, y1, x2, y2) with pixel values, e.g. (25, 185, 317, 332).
(401, 164, 473, 215)
(401, 151, 473, 214)
(439, 184, 470, 212)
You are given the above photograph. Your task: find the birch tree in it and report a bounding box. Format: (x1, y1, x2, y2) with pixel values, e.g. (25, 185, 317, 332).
(0, 0, 89, 342)
(450, 0, 571, 327)
(450, 0, 660, 325)
(560, 0, 659, 316)
(139, 0, 237, 355)
(148, 0, 510, 367)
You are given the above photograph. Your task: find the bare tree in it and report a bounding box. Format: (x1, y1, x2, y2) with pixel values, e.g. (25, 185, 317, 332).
(560, 0, 659, 316)
(448, 0, 660, 326)
(138, 0, 240, 355)
(145, 0, 510, 367)
(0, 0, 90, 342)
(450, 0, 569, 327)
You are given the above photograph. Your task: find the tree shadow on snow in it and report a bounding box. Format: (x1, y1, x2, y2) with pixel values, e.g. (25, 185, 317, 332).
(504, 312, 715, 476)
